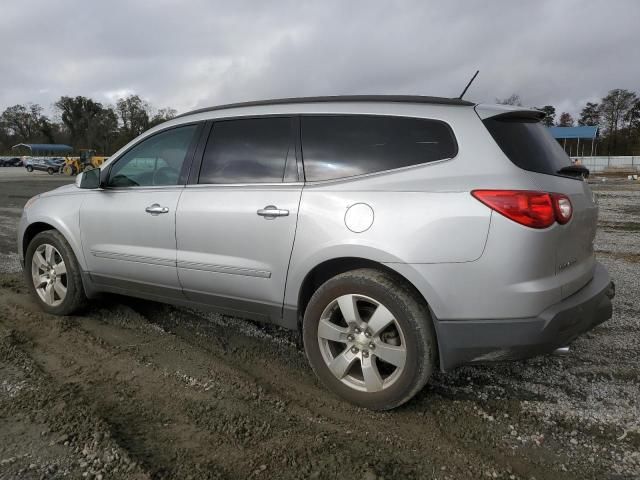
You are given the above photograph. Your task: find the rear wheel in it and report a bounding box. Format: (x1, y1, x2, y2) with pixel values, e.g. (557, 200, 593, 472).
(47, 167, 54, 175)
(25, 230, 87, 315)
(302, 268, 437, 410)
(26, 165, 33, 172)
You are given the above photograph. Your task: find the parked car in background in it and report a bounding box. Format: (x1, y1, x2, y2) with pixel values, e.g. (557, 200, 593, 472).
(18, 95, 615, 410)
(0, 156, 23, 167)
(24, 157, 65, 174)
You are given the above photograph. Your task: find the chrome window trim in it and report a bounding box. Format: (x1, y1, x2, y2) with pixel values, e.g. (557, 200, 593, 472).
(98, 185, 186, 192)
(184, 182, 303, 189)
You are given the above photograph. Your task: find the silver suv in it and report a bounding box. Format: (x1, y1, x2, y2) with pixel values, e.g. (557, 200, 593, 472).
(18, 96, 615, 410)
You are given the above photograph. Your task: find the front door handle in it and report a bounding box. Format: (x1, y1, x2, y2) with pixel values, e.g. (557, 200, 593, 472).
(257, 205, 289, 219)
(145, 203, 170, 215)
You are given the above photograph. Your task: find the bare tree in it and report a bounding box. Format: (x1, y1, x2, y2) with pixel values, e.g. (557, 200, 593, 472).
(150, 107, 178, 127)
(496, 94, 523, 106)
(557, 112, 575, 127)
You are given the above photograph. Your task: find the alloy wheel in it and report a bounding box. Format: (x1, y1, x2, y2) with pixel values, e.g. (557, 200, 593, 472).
(31, 243, 68, 306)
(317, 294, 407, 393)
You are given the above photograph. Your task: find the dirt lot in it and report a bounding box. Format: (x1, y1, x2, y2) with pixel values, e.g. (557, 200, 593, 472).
(0, 168, 638, 479)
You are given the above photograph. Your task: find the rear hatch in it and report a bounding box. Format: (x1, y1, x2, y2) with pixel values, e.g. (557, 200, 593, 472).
(480, 110, 598, 298)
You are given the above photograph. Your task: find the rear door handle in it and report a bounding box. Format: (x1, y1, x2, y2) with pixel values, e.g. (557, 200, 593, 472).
(257, 205, 289, 219)
(145, 203, 170, 215)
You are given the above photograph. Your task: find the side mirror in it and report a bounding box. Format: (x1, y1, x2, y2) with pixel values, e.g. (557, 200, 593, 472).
(75, 168, 101, 189)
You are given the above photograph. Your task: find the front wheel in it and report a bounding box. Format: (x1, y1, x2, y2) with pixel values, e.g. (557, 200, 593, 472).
(26, 165, 33, 172)
(24, 230, 87, 315)
(302, 268, 437, 410)
(47, 167, 54, 175)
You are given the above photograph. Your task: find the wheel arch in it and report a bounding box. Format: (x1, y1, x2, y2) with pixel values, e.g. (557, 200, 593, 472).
(293, 256, 443, 374)
(21, 218, 99, 298)
(22, 222, 58, 261)
(294, 256, 440, 330)
(21, 216, 87, 271)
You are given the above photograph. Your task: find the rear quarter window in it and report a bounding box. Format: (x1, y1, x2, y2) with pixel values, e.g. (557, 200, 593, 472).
(482, 115, 571, 176)
(301, 115, 457, 182)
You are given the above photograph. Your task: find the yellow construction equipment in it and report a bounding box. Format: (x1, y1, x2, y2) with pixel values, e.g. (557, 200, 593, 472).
(61, 149, 109, 175)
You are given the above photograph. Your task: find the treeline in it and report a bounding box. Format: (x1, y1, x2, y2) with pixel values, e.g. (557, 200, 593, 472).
(3, 88, 639, 156)
(0, 95, 177, 155)
(497, 89, 640, 156)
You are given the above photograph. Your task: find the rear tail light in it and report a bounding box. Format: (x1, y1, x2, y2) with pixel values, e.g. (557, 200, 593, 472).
(552, 194, 572, 224)
(471, 190, 572, 229)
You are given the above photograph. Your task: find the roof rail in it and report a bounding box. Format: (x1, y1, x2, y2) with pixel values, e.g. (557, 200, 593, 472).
(177, 95, 475, 118)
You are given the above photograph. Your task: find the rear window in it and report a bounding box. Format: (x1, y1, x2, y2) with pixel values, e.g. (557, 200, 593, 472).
(301, 115, 457, 182)
(483, 115, 571, 176)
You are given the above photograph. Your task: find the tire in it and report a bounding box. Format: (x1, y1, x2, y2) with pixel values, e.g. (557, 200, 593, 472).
(302, 268, 437, 410)
(24, 230, 87, 315)
(26, 165, 33, 172)
(47, 167, 54, 175)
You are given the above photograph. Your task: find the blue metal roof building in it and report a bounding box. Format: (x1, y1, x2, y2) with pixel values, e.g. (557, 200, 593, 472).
(548, 126, 599, 157)
(12, 143, 73, 155)
(549, 126, 599, 140)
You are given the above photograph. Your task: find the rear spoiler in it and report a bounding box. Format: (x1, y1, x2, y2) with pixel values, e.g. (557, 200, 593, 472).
(475, 104, 545, 121)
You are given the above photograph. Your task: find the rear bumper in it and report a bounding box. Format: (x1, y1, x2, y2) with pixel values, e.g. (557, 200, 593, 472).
(435, 262, 614, 372)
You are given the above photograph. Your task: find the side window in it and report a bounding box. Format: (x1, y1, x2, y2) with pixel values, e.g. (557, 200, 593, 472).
(301, 115, 457, 182)
(108, 125, 198, 187)
(198, 117, 294, 184)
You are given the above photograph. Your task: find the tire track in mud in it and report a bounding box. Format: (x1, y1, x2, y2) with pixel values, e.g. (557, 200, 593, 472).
(0, 316, 149, 479)
(93, 296, 595, 479)
(0, 272, 635, 479)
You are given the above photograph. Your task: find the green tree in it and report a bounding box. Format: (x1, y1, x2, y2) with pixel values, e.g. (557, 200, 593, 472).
(598, 89, 637, 154)
(91, 107, 119, 154)
(38, 117, 62, 144)
(55, 96, 107, 150)
(116, 95, 150, 139)
(0, 103, 47, 141)
(578, 102, 600, 126)
(537, 105, 556, 126)
(623, 99, 640, 155)
(624, 99, 640, 131)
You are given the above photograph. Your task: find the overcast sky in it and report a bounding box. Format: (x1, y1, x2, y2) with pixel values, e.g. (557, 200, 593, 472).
(1, 0, 638, 118)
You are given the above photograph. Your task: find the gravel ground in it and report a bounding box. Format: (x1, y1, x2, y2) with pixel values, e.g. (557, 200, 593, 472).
(0, 168, 638, 479)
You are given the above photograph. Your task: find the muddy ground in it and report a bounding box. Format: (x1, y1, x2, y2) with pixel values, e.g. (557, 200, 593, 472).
(0, 168, 638, 480)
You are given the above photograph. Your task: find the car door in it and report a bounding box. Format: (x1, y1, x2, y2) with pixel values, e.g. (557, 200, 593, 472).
(176, 117, 302, 323)
(80, 124, 201, 300)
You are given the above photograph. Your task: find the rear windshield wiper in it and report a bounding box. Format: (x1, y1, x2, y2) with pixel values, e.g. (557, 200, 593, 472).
(557, 165, 590, 178)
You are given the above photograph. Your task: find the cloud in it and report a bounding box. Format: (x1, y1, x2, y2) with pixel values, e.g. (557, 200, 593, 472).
(0, 0, 638, 118)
